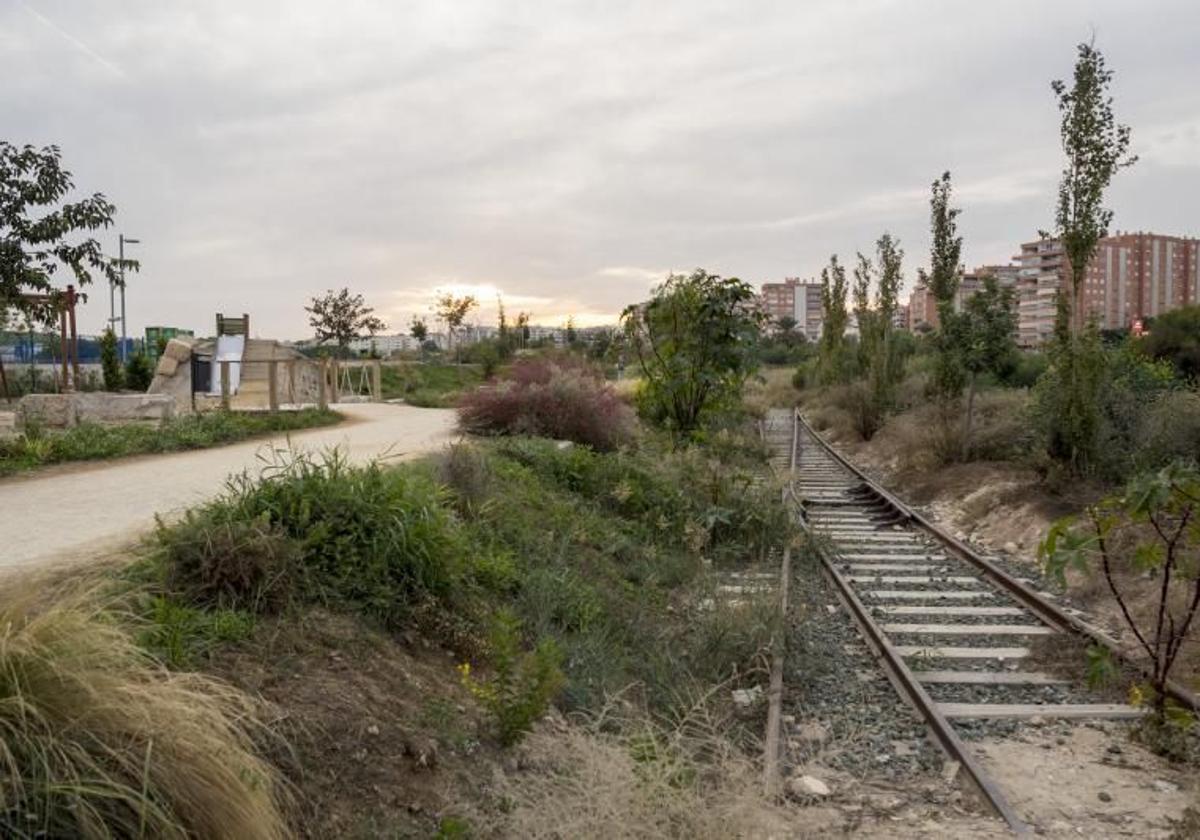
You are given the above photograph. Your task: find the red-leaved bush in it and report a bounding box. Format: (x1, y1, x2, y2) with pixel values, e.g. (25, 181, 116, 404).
(457, 356, 636, 450)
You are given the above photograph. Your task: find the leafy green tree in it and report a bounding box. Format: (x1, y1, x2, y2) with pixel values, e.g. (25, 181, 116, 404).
(621, 269, 765, 434)
(928, 171, 966, 399)
(817, 256, 849, 385)
(436, 293, 478, 361)
(1, 143, 127, 323)
(1041, 461, 1200, 722)
(775, 315, 798, 336)
(867, 232, 907, 410)
(305, 288, 386, 354)
(851, 252, 876, 373)
(949, 276, 1018, 459)
(99, 327, 123, 391)
(1137, 304, 1200, 381)
(409, 316, 428, 343)
(1041, 41, 1136, 474)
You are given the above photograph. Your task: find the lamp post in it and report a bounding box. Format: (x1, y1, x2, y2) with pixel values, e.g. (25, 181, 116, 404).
(116, 234, 141, 361)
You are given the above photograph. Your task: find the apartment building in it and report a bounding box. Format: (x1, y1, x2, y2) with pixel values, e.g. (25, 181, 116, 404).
(906, 264, 1019, 332)
(1016, 232, 1200, 346)
(760, 277, 823, 341)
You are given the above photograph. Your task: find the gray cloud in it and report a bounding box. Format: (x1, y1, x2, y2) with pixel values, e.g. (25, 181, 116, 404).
(4, 0, 1199, 337)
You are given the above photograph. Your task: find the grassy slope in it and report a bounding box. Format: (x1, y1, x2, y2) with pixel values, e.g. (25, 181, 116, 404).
(120, 430, 791, 836)
(379, 362, 483, 407)
(0, 408, 341, 477)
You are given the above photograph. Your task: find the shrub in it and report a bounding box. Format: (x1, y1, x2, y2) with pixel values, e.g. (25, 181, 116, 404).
(157, 450, 463, 627)
(459, 610, 565, 746)
(1137, 304, 1200, 381)
(124, 351, 154, 391)
(0, 583, 288, 839)
(99, 328, 123, 391)
(458, 356, 635, 450)
(155, 513, 302, 613)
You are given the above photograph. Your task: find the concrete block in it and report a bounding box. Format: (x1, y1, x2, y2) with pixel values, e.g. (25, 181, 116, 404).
(156, 355, 179, 377)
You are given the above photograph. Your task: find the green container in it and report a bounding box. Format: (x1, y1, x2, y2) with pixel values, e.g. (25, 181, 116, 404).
(145, 326, 195, 359)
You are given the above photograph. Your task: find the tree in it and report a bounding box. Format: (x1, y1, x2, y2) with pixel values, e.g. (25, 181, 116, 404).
(99, 327, 123, 391)
(2, 143, 128, 396)
(409, 316, 429, 343)
(775, 315, 798, 336)
(515, 312, 531, 349)
(866, 232, 907, 416)
(565, 315, 578, 346)
(435, 293, 478, 361)
(951, 276, 1018, 459)
(928, 171, 966, 399)
(1049, 40, 1137, 335)
(851, 252, 876, 373)
(497, 295, 510, 348)
(621, 269, 765, 435)
(1041, 41, 1136, 475)
(1, 143, 125, 321)
(1041, 461, 1200, 722)
(1137, 304, 1200, 380)
(305, 288, 386, 353)
(817, 257, 849, 385)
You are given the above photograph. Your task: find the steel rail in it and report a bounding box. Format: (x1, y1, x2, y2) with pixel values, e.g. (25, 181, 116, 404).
(786, 412, 1030, 833)
(793, 408, 1200, 714)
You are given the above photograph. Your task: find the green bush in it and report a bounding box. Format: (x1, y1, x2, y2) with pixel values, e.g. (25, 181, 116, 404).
(99, 327, 123, 390)
(163, 450, 464, 627)
(155, 513, 302, 613)
(124, 351, 154, 391)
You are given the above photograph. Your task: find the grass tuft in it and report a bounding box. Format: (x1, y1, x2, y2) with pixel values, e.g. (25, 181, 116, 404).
(0, 581, 289, 839)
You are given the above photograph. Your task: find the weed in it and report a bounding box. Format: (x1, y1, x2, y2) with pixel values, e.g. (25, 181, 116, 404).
(460, 611, 565, 747)
(137, 596, 256, 667)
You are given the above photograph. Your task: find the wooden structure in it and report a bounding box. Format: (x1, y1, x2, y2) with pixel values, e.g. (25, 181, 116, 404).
(0, 285, 80, 402)
(215, 312, 250, 337)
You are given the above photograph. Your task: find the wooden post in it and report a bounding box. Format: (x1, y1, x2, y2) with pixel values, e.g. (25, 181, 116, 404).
(372, 360, 382, 402)
(59, 309, 70, 392)
(268, 360, 279, 412)
(288, 360, 296, 403)
(66, 286, 80, 389)
(318, 358, 328, 410)
(220, 360, 231, 410)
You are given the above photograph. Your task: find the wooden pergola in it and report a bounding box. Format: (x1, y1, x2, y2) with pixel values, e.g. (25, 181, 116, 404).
(0, 284, 80, 402)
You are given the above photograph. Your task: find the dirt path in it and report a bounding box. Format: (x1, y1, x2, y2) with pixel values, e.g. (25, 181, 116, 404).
(0, 403, 458, 572)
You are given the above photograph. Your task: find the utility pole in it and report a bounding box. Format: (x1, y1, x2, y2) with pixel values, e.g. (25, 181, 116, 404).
(117, 234, 141, 361)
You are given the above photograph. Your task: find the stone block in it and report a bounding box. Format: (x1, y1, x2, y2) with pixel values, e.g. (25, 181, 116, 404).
(156, 355, 179, 377)
(17, 394, 77, 429)
(164, 338, 193, 362)
(73, 392, 175, 425)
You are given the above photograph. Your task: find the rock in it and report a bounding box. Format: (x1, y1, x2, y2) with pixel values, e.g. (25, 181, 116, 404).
(155, 355, 180, 377)
(788, 775, 831, 798)
(1028, 715, 1046, 726)
(366, 724, 380, 736)
(731, 685, 764, 709)
(941, 760, 961, 785)
(1004, 542, 1019, 555)
(1098, 791, 1112, 803)
(795, 721, 829, 749)
(1152, 779, 1178, 794)
(164, 338, 193, 362)
(403, 735, 439, 770)
(1105, 744, 1123, 755)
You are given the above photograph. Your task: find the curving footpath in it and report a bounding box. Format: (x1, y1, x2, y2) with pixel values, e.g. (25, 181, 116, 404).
(0, 403, 458, 572)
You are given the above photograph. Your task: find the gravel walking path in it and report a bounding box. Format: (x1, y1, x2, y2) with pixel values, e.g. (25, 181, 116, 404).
(0, 403, 457, 571)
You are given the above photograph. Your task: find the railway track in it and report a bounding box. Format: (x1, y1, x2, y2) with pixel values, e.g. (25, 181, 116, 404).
(772, 406, 1185, 835)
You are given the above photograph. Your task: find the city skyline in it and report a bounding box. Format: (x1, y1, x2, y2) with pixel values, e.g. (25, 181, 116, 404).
(4, 1, 1200, 340)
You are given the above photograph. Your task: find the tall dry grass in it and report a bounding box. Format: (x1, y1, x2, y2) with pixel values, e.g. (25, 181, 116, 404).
(743, 367, 800, 417)
(0, 580, 290, 839)
(493, 700, 797, 839)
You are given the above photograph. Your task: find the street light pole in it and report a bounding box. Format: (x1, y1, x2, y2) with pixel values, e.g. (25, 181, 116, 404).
(117, 234, 141, 361)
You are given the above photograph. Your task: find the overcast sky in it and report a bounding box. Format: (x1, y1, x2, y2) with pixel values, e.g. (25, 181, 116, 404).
(4, 0, 1199, 339)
